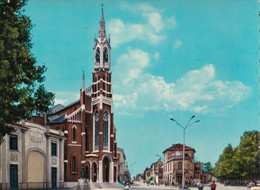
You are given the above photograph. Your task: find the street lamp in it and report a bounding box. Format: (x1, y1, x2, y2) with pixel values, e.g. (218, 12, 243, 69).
(170, 115, 200, 189)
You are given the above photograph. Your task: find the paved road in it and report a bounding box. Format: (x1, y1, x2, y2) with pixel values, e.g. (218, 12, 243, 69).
(127, 182, 248, 190)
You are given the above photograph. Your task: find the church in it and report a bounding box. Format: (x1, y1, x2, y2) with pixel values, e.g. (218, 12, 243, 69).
(30, 8, 118, 185)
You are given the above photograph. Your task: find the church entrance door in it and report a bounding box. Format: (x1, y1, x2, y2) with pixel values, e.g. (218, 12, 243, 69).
(103, 157, 110, 182)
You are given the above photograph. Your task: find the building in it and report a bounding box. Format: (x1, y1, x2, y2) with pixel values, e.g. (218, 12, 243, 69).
(134, 173, 142, 182)
(194, 161, 203, 184)
(144, 167, 151, 183)
(163, 144, 195, 186)
(150, 159, 163, 185)
(0, 121, 65, 189)
(116, 148, 128, 182)
(29, 8, 118, 186)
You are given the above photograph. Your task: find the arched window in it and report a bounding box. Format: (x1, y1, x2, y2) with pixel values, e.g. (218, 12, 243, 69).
(94, 111, 99, 150)
(103, 111, 109, 150)
(71, 156, 77, 173)
(96, 48, 100, 63)
(72, 126, 76, 141)
(103, 48, 108, 63)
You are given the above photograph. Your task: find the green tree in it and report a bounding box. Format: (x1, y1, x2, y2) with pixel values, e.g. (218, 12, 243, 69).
(203, 161, 213, 174)
(0, 0, 54, 143)
(212, 144, 235, 179)
(232, 131, 260, 180)
(213, 131, 260, 181)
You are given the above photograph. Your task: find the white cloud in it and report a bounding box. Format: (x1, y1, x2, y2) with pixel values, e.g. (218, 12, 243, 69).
(54, 98, 69, 105)
(113, 92, 138, 110)
(115, 48, 150, 86)
(107, 3, 176, 47)
(114, 53, 251, 114)
(174, 39, 183, 49)
(54, 92, 79, 106)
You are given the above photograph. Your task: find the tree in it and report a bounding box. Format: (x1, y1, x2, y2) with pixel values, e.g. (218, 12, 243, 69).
(212, 131, 260, 181)
(213, 144, 236, 179)
(203, 161, 213, 174)
(0, 0, 54, 143)
(232, 131, 260, 180)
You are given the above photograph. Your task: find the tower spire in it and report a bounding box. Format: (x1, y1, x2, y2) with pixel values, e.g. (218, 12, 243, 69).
(82, 71, 85, 90)
(98, 4, 106, 41)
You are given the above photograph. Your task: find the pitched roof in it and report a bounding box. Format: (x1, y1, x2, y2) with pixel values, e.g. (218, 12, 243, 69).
(163, 143, 195, 153)
(48, 114, 66, 124)
(47, 104, 65, 114)
(47, 99, 80, 115)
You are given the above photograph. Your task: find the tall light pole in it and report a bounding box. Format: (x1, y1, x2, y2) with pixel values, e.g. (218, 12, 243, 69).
(170, 115, 199, 189)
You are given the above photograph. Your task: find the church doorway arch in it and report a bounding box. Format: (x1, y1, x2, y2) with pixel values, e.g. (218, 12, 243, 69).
(103, 156, 110, 182)
(92, 162, 97, 182)
(85, 162, 90, 181)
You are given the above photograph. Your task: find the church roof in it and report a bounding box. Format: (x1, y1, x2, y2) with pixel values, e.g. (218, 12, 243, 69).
(48, 114, 66, 124)
(47, 99, 80, 115)
(47, 104, 65, 114)
(163, 143, 195, 153)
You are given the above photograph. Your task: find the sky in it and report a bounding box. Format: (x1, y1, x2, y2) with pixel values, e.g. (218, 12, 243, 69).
(25, 0, 259, 177)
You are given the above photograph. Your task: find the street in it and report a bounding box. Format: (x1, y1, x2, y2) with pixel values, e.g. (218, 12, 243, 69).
(125, 182, 248, 190)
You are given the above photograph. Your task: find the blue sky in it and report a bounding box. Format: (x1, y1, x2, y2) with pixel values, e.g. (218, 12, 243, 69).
(25, 0, 259, 176)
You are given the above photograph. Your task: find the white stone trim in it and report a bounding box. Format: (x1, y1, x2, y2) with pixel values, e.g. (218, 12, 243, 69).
(81, 132, 85, 136)
(92, 90, 112, 95)
(93, 79, 111, 85)
(68, 144, 81, 147)
(72, 141, 77, 144)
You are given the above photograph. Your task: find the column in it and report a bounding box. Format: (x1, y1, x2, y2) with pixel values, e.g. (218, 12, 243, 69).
(109, 161, 113, 183)
(89, 165, 92, 183)
(2, 136, 7, 184)
(98, 161, 102, 183)
(46, 135, 49, 188)
(21, 130, 26, 184)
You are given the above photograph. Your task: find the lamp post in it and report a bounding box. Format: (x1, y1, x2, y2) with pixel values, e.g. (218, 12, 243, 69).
(170, 115, 199, 189)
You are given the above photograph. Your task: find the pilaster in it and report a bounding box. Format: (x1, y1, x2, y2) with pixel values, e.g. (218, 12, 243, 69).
(98, 160, 102, 182)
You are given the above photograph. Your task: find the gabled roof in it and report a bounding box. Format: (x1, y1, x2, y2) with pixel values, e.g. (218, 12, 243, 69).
(163, 143, 195, 153)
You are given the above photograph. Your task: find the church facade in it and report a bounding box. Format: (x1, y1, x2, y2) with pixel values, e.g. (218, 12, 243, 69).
(31, 9, 118, 184)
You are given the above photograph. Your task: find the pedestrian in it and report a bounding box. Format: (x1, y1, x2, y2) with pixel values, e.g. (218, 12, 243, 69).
(198, 180, 204, 190)
(125, 181, 130, 190)
(210, 181, 216, 190)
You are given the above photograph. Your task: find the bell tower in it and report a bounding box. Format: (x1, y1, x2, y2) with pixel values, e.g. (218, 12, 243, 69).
(92, 6, 112, 110)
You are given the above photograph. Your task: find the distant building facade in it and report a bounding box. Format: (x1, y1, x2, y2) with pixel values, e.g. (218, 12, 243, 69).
(116, 148, 127, 182)
(0, 121, 65, 189)
(150, 159, 163, 185)
(29, 8, 118, 186)
(163, 144, 195, 186)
